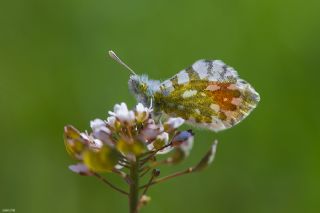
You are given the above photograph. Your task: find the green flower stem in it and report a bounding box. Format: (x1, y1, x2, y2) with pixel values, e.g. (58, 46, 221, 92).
(141, 171, 156, 196)
(129, 158, 140, 213)
(139, 167, 193, 189)
(139, 167, 151, 178)
(140, 142, 174, 165)
(93, 173, 129, 196)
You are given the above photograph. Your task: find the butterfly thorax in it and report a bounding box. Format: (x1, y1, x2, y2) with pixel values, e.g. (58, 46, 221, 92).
(128, 74, 160, 107)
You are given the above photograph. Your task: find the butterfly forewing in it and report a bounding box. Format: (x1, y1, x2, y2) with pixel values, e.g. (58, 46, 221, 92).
(154, 60, 260, 132)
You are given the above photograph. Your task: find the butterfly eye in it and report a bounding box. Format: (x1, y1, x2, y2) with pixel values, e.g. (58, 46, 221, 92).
(139, 83, 147, 92)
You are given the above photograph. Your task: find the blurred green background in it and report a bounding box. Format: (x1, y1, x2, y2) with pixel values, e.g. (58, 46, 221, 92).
(1, 0, 320, 212)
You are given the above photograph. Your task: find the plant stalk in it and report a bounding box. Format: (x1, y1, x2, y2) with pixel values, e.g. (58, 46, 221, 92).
(140, 167, 193, 189)
(93, 173, 128, 196)
(129, 158, 140, 213)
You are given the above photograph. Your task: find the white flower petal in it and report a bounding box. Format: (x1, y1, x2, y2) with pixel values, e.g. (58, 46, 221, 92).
(80, 132, 90, 141)
(157, 132, 169, 142)
(135, 103, 151, 122)
(90, 119, 105, 131)
(180, 136, 194, 156)
(106, 116, 116, 127)
(156, 132, 173, 154)
(93, 139, 103, 148)
(166, 117, 185, 129)
(69, 163, 93, 176)
(115, 164, 124, 170)
(147, 132, 173, 155)
(109, 103, 136, 124)
(136, 103, 146, 113)
(116, 103, 129, 114)
(207, 141, 218, 164)
(140, 119, 163, 141)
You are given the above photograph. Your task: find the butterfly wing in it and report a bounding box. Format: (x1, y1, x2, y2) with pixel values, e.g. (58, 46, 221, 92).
(154, 60, 260, 132)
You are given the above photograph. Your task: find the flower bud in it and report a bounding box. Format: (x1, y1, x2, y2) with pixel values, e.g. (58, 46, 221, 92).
(139, 119, 163, 141)
(165, 149, 186, 164)
(171, 130, 194, 147)
(83, 145, 120, 173)
(69, 163, 93, 176)
(139, 195, 151, 209)
(109, 103, 135, 125)
(90, 119, 113, 145)
(90, 119, 106, 131)
(166, 131, 194, 163)
(193, 140, 218, 172)
(164, 117, 184, 132)
(147, 132, 171, 154)
(135, 103, 151, 123)
(152, 169, 161, 177)
(64, 125, 88, 159)
(116, 138, 146, 157)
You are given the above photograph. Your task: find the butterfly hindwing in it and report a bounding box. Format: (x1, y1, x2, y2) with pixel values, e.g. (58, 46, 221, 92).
(154, 60, 260, 132)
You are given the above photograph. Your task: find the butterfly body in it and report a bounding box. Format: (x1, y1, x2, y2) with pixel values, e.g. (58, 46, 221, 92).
(128, 59, 260, 132)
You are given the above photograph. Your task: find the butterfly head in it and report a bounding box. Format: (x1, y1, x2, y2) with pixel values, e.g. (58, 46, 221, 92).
(128, 74, 160, 106)
(108, 51, 161, 106)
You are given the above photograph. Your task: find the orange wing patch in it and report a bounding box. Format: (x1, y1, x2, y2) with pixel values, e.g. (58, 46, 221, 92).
(153, 59, 260, 132)
(205, 82, 242, 121)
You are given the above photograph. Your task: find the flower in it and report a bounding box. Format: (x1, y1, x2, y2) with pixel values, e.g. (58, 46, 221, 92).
(135, 103, 152, 123)
(164, 130, 194, 164)
(147, 132, 172, 154)
(64, 102, 194, 174)
(64, 101, 220, 213)
(90, 119, 106, 131)
(172, 130, 194, 147)
(109, 102, 135, 124)
(166, 117, 184, 128)
(64, 125, 89, 160)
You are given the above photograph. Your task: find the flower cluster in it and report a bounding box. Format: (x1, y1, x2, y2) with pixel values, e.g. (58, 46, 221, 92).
(64, 102, 218, 213)
(64, 103, 196, 175)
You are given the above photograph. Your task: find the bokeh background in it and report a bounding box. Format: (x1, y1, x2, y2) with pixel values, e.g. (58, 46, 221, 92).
(1, 0, 320, 212)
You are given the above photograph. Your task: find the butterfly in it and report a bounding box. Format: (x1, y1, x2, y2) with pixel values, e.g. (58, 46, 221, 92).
(109, 51, 260, 132)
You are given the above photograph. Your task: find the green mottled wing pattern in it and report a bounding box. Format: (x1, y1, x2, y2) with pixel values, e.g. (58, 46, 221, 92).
(153, 60, 260, 132)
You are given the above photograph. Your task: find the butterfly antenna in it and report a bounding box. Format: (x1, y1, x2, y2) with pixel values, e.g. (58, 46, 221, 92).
(108, 50, 137, 75)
